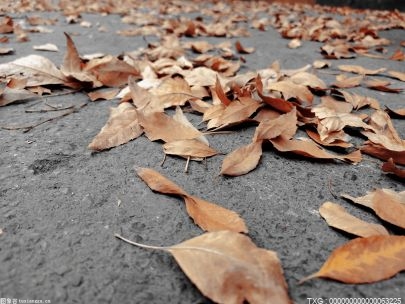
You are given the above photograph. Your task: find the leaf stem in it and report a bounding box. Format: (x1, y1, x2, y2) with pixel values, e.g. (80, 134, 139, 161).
(114, 234, 167, 251)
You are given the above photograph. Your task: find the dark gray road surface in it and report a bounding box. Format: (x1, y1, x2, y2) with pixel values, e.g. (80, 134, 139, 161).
(1, 3, 404, 304)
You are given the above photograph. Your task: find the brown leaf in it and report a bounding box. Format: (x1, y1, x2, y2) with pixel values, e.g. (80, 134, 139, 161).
(0, 55, 66, 86)
(253, 107, 297, 141)
(289, 72, 327, 90)
(288, 38, 301, 49)
(150, 77, 193, 108)
(163, 139, 218, 159)
(0, 83, 37, 106)
(61, 33, 101, 87)
(319, 201, 389, 238)
(362, 110, 405, 152)
(256, 75, 293, 113)
(136, 167, 187, 196)
(385, 107, 405, 118)
(270, 136, 362, 163)
(138, 111, 202, 143)
(88, 102, 143, 151)
(338, 65, 386, 75)
(301, 235, 405, 284)
(136, 168, 247, 233)
(343, 189, 405, 229)
(332, 74, 363, 89)
(214, 76, 232, 106)
(235, 40, 255, 54)
(361, 142, 405, 165)
(390, 49, 405, 61)
(313, 60, 331, 69)
(33, 43, 59, 52)
(116, 231, 290, 304)
(220, 141, 263, 176)
(338, 90, 380, 110)
(382, 158, 405, 179)
(306, 129, 352, 148)
(88, 89, 119, 101)
(85, 55, 140, 87)
(387, 70, 405, 82)
(0, 47, 14, 55)
(184, 67, 218, 87)
(208, 97, 261, 130)
(364, 78, 402, 93)
(267, 80, 313, 105)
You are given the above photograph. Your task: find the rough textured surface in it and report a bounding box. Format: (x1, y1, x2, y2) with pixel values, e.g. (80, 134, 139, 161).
(1, 5, 405, 304)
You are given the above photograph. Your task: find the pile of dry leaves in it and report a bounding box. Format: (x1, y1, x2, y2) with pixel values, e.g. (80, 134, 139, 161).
(1, 1, 404, 303)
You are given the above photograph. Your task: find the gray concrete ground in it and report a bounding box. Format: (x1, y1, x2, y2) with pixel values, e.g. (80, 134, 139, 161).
(0, 3, 405, 304)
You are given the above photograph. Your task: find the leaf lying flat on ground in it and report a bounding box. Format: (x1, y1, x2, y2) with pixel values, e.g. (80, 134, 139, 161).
(136, 168, 247, 233)
(116, 231, 291, 304)
(220, 141, 263, 176)
(88, 102, 143, 151)
(387, 70, 405, 82)
(149, 77, 193, 108)
(253, 107, 297, 141)
(332, 74, 363, 89)
(0, 54, 66, 86)
(342, 189, 405, 229)
(138, 111, 202, 143)
(301, 235, 405, 284)
(0, 82, 37, 106)
(382, 158, 405, 178)
(207, 97, 262, 130)
(270, 136, 362, 164)
(267, 80, 313, 105)
(361, 142, 405, 165)
(385, 107, 405, 118)
(338, 65, 386, 75)
(163, 139, 218, 159)
(319, 201, 388, 237)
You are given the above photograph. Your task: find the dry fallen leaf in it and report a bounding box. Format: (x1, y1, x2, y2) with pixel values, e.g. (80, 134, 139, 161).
(390, 49, 405, 61)
(319, 201, 389, 237)
(385, 107, 405, 118)
(163, 139, 218, 160)
(87, 89, 119, 102)
(270, 136, 362, 164)
(338, 65, 386, 75)
(0, 81, 37, 106)
(382, 158, 405, 179)
(116, 231, 291, 304)
(138, 111, 202, 143)
(301, 235, 405, 284)
(364, 78, 402, 93)
(235, 40, 255, 54)
(0, 47, 14, 55)
(288, 38, 301, 49)
(0, 54, 66, 86)
(88, 102, 143, 151)
(220, 141, 263, 176)
(33, 43, 59, 52)
(256, 75, 293, 113)
(332, 74, 363, 89)
(388, 70, 405, 82)
(362, 110, 405, 155)
(342, 189, 405, 229)
(207, 97, 262, 130)
(136, 167, 248, 233)
(267, 80, 313, 105)
(313, 60, 330, 69)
